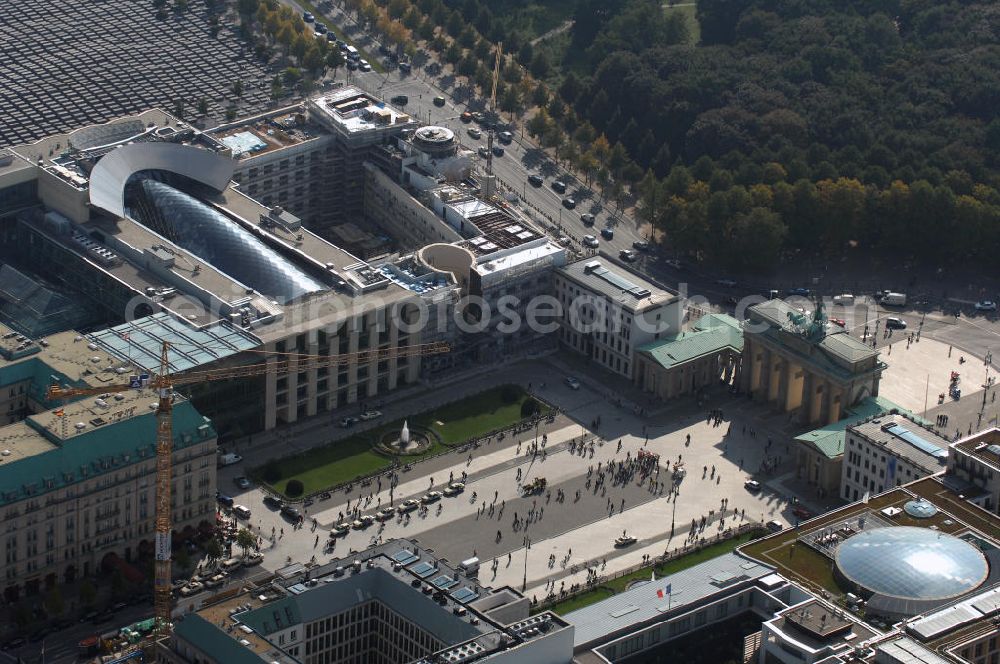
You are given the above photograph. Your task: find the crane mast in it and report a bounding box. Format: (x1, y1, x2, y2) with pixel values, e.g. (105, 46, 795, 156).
(485, 42, 502, 178)
(46, 340, 451, 634)
(153, 341, 173, 629)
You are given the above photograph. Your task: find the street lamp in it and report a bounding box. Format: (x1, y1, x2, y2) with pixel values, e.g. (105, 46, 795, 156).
(522, 533, 531, 591)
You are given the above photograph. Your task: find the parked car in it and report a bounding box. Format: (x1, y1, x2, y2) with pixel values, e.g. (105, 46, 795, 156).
(528, 174, 543, 187)
(832, 293, 855, 305)
(744, 480, 761, 492)
(829, 318, 846, 327)
(975, 300, 997, 311)
(632, 240, 650, 251)
(216, 492, 234, 507)
(330, 522, 351, 536)
(398, 61, 412, 73)
(562, 197, 576, 209)
(421, 491, 442, 504)
(491, 145, 504, 157)
(358, 60, 372, 72)
(665, 258, 683, 269)
(498, 131, 513, 144)
(302, 12, 314, 22)
(582, 235, 599, 248)
(346, 60, 358, 70)
(580, 213, 595, 226)
(243, 553, 264, 566)
(313, 22, 327, 34)
(786, 287, 811, 296)
(352, 515, 375, 529)
(360, 410, 382, 421)
(340, 416, 358, 428)
(619, 249, 636, 262)
(398, 499, 420, 513)
(376, 507, 396, 521)
(281, 505, 301, 520)
(601, 227, 614, 240)
(564, 376, 581, 390)
(390, 95, 408, 105)
(233, 505, 251, 520)
(885, 316, 907, 330)
(477, 146, 489, 158)
(319, 491, 332, 501)
(263, 495, 283, 509)
(234, 476, 251, 489)
(460, 111, 473, 123)
(467, 127, 482, 139)
(793, 505, 812, 519)
(552, 180, 567, 193)
(204, 574, 225, 589)
(178, 581, 204, 597)
(443, 482, 465, 496)
(432, 96, 446, 107)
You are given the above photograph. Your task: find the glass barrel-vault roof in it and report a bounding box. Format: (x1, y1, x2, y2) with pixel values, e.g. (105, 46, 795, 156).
(835, 527, 988, 601)
(130, 179, 325, 301)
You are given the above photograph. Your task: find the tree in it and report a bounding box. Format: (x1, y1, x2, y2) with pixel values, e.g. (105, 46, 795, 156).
(529, 51, 550, 79)
(45, 587, 64, 617)
(237, 528, 258, 558)
(232, 79, 243, 97)
(175, 547, 191, 571)
(237, 0, 258, 17)
(548, 97, 565, 121)
(286, 479, 304, 497)
(303, 46, 325, 74)
(444, 42, 462, 65)
(499, 86, 521, 115)
(79, 579, 96, 607)
(205, 538, 224, 567)
(326, 49, 345, 75)
(197, 97, 209, 116)
(531, 84, 550, 108)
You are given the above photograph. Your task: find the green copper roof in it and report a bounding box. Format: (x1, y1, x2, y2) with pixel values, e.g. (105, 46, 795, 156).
(637, 314, 743, 370)
(794, 396, 924, 459)
(174, 614, 269, 664)
(0, 398, 215, 505)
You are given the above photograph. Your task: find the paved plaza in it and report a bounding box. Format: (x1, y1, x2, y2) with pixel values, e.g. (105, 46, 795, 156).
(0, 0, 274, 146)
(208, 357, 798, 612)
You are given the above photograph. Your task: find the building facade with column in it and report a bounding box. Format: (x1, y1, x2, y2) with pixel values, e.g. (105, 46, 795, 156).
(634, 313, 744, 400)
(946, 427, 1000, 515)
(741, 300, 884, 426)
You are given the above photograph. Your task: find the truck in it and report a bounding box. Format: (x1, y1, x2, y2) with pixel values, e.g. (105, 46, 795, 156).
(881, 292, 907, 307)
(217, 452, 243, 467)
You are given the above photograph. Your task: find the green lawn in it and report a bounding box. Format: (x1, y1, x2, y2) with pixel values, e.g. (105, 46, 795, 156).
(542, 531, 760, 616)
(257, 385, 545, 497)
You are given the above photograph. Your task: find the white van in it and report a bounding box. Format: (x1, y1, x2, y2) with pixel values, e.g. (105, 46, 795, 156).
(881, 292, 907, 306)
(233, 504, 251, 520)
(832, 293, 854, 305)
(345, 45, 359, 61)
(459, 557, 480, 576)
(221, 557, 243, 573)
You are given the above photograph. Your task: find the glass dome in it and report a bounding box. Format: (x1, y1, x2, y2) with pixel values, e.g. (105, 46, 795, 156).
(129, 179, 325, 301)
(903, 500, 939, 519)
(836, 527, 988, 601)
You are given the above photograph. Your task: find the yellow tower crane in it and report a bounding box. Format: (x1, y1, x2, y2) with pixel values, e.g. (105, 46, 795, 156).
(485, 42, 503, 178)
(46, 340, 450, 631)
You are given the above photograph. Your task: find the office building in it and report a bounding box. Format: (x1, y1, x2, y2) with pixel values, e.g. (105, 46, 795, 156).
(0, 110, 455, 436)
(840, 413, 950, 502)
(158, 538, 574, 664)
(554, 259, 683, 380)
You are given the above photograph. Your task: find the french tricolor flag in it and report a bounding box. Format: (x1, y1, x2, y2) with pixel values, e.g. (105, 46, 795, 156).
(656, 583, 671, 599)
